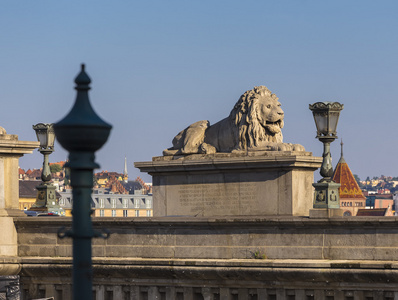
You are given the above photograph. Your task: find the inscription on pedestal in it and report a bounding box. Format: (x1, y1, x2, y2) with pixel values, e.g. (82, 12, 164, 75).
(176, 183, 256, 215)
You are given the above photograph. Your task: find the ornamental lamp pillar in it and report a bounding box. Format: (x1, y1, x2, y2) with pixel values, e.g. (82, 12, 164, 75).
(54, 64, 112, 300)
(309, 101, 343, 211)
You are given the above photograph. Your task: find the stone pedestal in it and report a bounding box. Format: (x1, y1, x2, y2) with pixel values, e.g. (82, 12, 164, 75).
(0, 128, 38, 256)
(135, 151, 322, 217)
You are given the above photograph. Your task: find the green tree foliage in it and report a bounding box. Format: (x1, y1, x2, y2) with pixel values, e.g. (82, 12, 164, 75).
(50, 164, 62, 173)
(353, 174, 360, 183)
(64, 167, 70, 186)
(353, 174, 364, 189)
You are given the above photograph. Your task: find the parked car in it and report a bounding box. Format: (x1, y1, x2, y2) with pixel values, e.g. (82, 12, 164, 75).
(38, 212, 60, 217)
(24, 210, 39, 217)
(23, 210, 60, 217)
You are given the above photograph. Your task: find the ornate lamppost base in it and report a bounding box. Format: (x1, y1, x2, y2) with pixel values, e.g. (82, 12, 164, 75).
(309, 180, 342, 218)
(313, 180, 341, 209)
(29, 184, 60, 214)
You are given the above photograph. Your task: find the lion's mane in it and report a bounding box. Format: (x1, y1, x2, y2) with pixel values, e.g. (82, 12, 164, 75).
(229, 86, 283, 150)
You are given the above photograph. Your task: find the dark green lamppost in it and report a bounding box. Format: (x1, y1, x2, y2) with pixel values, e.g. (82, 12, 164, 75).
(54, 64, 112, 299)
(309, 101, 343, 210)
(30, 123, 60, 213)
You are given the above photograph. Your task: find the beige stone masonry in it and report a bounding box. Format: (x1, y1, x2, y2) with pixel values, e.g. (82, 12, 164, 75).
(0, 129, 38, 257)
(16, 216, 398, 298)
(136, 151, 322, 217)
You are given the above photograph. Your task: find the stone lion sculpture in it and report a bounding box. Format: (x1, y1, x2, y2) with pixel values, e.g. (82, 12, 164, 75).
(163, 86, 304, 156)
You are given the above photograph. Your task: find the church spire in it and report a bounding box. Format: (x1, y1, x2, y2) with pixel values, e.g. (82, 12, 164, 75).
(123, 156, 128, 183)
(338, 139, 346, 164)
(332, 139, 365, 200)
(341, 139, 343, 157)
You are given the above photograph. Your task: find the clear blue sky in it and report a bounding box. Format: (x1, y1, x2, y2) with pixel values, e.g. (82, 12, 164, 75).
(1, 1, 397, 183)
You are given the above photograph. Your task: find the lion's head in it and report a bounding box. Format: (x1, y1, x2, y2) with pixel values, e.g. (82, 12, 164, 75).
(230, 86, 284, 150)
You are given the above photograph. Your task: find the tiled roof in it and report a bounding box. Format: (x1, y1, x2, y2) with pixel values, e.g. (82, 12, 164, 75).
(19, 180, 41, 198)
(375, 194, 393, 199)
(121, 181, 143, 194)
(49, 161, 66, 167)
(356, 209, 387, 216)
(332, 143, 365, 200)
(29, 169, 42, 179)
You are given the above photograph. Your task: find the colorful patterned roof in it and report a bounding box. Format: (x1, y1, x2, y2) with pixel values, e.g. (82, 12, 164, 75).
(332, 141, 366, 200)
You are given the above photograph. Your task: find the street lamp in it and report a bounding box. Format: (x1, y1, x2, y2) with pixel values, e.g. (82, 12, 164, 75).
(54, 64, 112, 300)
(30, 123, 60, 213)
(309, 102, 343, 209)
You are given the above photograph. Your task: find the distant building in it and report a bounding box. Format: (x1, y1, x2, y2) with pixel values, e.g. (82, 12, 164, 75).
(394, 192, 398, 216)
(123, 156, 128, 183)
(59, 180, 153, 217)
(19, 159, 153, 217)
(19, 180, 40, 210)
(365, 193, 394, 211)
(95, 170, 125, 187)
(23, 168, 42, 181)
(332, 141, 366, 216)
(374, 193, 394, 210)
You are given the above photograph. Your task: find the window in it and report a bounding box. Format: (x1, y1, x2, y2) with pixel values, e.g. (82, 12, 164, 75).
(100, 199, 105, 208)
(123, 210, 128, 217)
(134, 200, 140, 208)
(111, 198, 116, 208)
(135, 210, 139, 217)
(123, 199, 128, 208)
(146, 198, 151, 209)
(112, 210, 116, 217)
(59, 198, 65, 206)
(146, 210, 151, 217)
(100, 210, 104, 217)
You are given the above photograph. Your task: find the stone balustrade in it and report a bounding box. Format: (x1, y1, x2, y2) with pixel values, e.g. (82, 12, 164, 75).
(11, 216, 398, 299)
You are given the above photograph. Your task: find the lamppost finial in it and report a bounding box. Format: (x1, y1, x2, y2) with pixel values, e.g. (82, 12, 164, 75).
(74, 63, 91, 89)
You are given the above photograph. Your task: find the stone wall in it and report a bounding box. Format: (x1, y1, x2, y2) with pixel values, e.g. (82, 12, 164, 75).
(14, 216, 398, 260)
(13, 216, 398, 299)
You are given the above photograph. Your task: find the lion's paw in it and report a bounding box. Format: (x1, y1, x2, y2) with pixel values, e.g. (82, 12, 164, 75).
(266, 143, 305, 151)
(199, 143, 217, 154)
(292, 144, 305, 151)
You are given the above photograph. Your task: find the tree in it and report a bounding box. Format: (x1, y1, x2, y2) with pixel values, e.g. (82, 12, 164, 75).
(354, 174, 364, 189)
(50, 164, 62, 173)
(64, 167, 70, 186)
